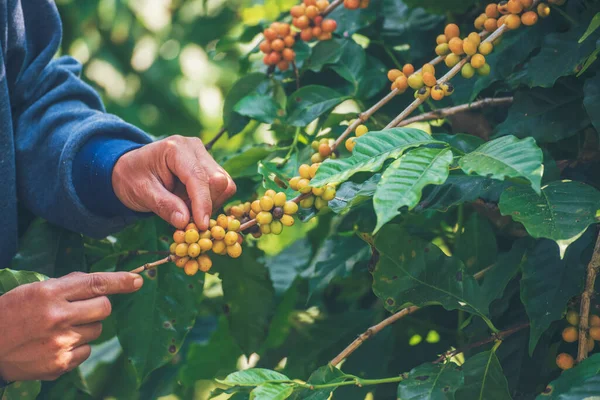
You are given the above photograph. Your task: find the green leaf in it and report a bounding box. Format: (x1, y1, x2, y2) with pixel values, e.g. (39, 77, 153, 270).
(480, 240, 528, 307)
(493, 80, 589, 143)
(499, 181, 600, 257)
(456, 213, 498, 272)
(218, 369, 290, 386)
(257, 161, 298, 199)
(308, 39, 366, 90)
(403, 0, 477, 14)
(583, 71, 600, 133)
(113, 252, 203, 385)
(216, 247, 275, 355)
(580, 13, 600, 43)
(0, 269, 47, 295)
(11, 218, 84, 277)
(458, 136, 543, 194)
(328, 174, 381, 215)
(372, 225, 491, 323)
(265, 239, 312, 296)
(537, 354, 600, 399)
(290, 365, 346, 400)
(234, 94, 284, 124)
(286, 86, 351, 126)
(1, 380, 41, 400)
(455, 350, 512, 400)
(223, 73, 267, 135)
(311, 128, 442, 187)
(222, 145, 276, 178)
(251, 383, 293, 400)
(396, 362, 463, 400)
(434, 134, 485, 155)
(519, 233, 591, 354)
(373, 147, 453, 233)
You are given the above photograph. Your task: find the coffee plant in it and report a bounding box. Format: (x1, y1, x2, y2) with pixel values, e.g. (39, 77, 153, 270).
(3, 0, 600, 398)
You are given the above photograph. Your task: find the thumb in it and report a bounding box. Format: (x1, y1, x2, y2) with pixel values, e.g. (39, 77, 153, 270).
(146, 184, 190, 229)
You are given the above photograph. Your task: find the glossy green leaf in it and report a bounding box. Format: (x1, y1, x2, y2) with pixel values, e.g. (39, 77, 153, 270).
(290, 365, 346, 400)
(494, 81, 589, 143)
(404, 0, 477, 14)
(580, 13, 600, 43)
(308, 39, 366, 90)
(480, 240, 528, 307)
(328, 174, 381, 215)
(286, 86, 351, 126)
(218, 369, 290, 386)
(265, 239, 312, 296)
(222, 145, 276, 178)
(456, 213, 498, 272)
(1, 381, 41, 400)
(113, 253, 203, 385)
(251, 383, 293, 400)
(455, 350, 511, 400)
(459, 136, 543, 194)
(234, 94, 283, 124)
(537, 354, 600, 399)
(583, 71, 600, 132)
(499, 181, 600, 257)
(216, 247, 275, 355)
(434, 134, 485, 155)
(372, 225, 491, 323)
(373, 147, 453, 233)
(223, 73, 267, 135)
(397, 362, 462, 400)
(520, 233, 592, 354)
(311, 128, 443, 187)
(0, 269, 47, 295)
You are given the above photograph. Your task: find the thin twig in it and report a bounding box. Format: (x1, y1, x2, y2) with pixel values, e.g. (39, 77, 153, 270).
(330, 263, 494, 366)
(205, 127, 227, 151)
(433, 322, 529, 364)
(322, 0, 343, 17)
(130, 255, 174, 274)
(396, 97, 513, 127)
(577, 228, 600, 362)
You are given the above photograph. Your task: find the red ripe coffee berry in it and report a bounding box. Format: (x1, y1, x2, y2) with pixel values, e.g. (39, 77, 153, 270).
(321, 19, 337, 33)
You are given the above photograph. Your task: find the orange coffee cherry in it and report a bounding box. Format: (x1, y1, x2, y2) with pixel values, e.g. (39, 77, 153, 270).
(556, 353, 574, 370)
(444, 23, 460, 39)
(486, 3, 500, 18)
(521, 11, 538, 25)
(322, 19, 337, 33)
(402, 64, 415, 76)
(448, 37, 465, 55)
(562, 326, 578, 343)
(507, 0, 523, 14)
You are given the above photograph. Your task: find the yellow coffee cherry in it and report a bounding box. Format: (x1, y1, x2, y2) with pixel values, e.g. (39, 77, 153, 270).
(322, 186, 336, 201)
(283, 201, 299, 215)
(260, 196, 274, 211)
(270, 220, 284, 235)
(184, 259, 199, 276)
(185, 229, 200, 244)
(478, 42, 493, 56)
(265, 189, 276, 198)
(227, 243, 243, 258)
(280, 214, 295, 227)
(217, 214, 229, 229)
(274, 192, 287, 207)
(260, 223, 272, 234)
(211, 226, 226, 240)
(199, 238, 213, 252)
(199, 230, 212, 240)
(315, 197, 329, 210)
(228, 219, 241, 232)
(224, 231, 239, 246)
(198, 254, 212, 272)
(175, 256, 189, 268)
(173, 230, 185, 244)
(445, 53, 461, 68)
(229, 206, 244, 218)
(463, 39, 478, 56)
(440, 83, 454, 96)
(477, 63, 491, 76)
(212, 240, 226, 254)
(415, 86, 431, 100)
(257, 211, 274, 225)
(300, 195, 315, 208)
(345, 137, 356, 152)
(566, 310, 580, 326)
(435, 43, 450, 56)
(537, 3, 550, 18)
(467, 32, 481, 46)
(187, 243, 201, 258)
(175, 243, 189, 257)
(299, 164, 311, 179)
(297, 178, 312, 194)
(185, 222, 198, 231)
(355, 124, 368, 137)
(309, 163, 320, 178)
(251, 200, 262, 214)
(471, 54, 486, 69)
(312, 186, 325, 196)
(169, 242, 177, 254)
(289, 176, 301, 191)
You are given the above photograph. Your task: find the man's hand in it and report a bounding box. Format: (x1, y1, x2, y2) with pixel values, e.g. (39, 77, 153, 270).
(112, 136, 236, 231)
(0, 272, 143, 382)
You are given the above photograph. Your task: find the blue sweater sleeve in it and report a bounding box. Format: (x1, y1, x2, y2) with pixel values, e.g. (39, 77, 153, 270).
(7, 0, 153, 238)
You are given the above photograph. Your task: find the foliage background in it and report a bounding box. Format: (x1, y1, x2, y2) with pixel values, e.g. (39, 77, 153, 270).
(3, 0, 600, 399)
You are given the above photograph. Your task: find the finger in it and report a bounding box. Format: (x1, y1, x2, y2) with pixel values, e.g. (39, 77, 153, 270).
(144, 180, 190, 229)
(69, 296, 113, 325)
(208, 171, 230, 210)
(71, 322, 103, 346)
(213, 173, 237, 212)
(59, 272, 144, 301)
(66, 345, 92, 372)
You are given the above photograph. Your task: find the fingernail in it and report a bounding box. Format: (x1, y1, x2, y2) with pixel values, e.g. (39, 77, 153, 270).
(203, 215, 210, 229)
(173, 212, 185, 227)
(133, 277, 144, 289)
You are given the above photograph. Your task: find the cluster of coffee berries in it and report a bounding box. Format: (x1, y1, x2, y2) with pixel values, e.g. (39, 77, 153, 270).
(556, 310, 600, 371)
(289, 164, 336, 210)
(474, 0, 552, 33)
(290, 0, 337, 42)
(169, 217, 243, 275)
(260, 22, 297, 71)
(309, 137, 338, 163)
(245, 190, 298, 237)
(434, 24, 493, 80)
(343, 0, 369, 9)
(345, 124, 368, 152)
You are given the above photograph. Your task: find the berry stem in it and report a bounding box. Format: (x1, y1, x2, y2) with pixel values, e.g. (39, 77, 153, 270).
(322, 0, 343, 17)
(330, 263, 495, 367)
(396, 97, 513, 127)
(577, 228, 600, 362)
(130, 255, 174, 274)
(205, 127, 227, 151)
